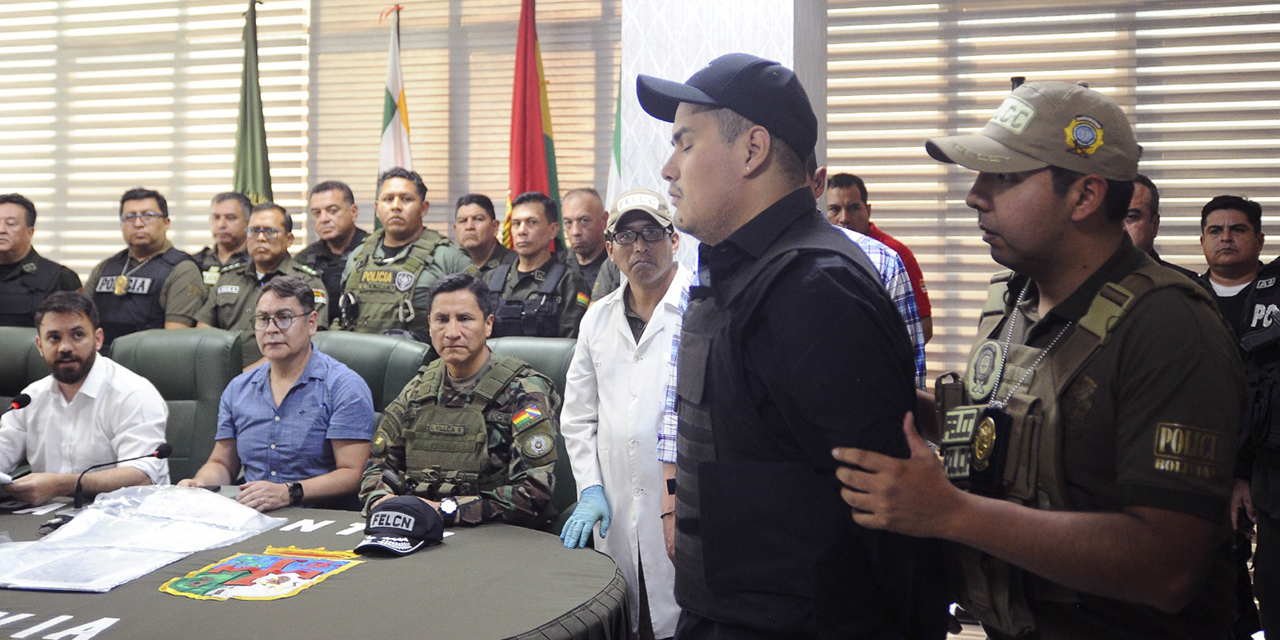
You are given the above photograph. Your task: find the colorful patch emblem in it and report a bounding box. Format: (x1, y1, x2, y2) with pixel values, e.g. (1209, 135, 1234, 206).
(576, 291, 590, 307)
(512, 405, 543, 428)
(1064, 115, 1104, 156)
(522, 432, 554, 459)
(394, 271, 415, 292)
(160, 547, 361, 601)
(312, 288, 328, 306)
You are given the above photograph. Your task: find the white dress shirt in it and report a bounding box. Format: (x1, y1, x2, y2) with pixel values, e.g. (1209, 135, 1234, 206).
(0, 355, 169, 485)
(562, 263, 692, 639)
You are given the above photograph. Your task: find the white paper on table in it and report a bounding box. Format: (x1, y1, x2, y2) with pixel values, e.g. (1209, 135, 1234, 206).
(0, 485, 284, 592)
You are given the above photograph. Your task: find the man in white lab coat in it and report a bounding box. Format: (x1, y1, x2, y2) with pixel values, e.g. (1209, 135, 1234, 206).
(561, 189, 691, 640)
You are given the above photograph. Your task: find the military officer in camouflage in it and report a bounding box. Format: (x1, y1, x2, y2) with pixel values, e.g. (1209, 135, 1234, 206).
(339, 167, 470, 341)
(196, 202, 327, 369)
(360, 272, 561, 529)
(192, 192, 251, 287)
(484, 191, 588, 338)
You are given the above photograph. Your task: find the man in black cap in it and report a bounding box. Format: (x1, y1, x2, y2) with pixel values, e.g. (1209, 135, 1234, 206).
(637, 54, 948, 639)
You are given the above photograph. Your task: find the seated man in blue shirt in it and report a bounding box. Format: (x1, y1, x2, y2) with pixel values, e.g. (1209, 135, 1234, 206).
(180, 276, 376, 511)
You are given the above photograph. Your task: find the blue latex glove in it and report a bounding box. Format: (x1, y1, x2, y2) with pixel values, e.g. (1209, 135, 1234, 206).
(560, 484, 610, 549)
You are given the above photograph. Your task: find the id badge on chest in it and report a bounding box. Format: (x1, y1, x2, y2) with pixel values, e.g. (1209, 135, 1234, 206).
(940, 405, 1012, 495)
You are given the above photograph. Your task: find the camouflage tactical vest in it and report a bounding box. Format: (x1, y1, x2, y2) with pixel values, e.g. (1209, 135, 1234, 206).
(400, 356, 526, 499)
(340, 229, 448, 336)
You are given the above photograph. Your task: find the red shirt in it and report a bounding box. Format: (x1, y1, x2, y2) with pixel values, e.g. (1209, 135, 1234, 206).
(867, 222, 931, 316)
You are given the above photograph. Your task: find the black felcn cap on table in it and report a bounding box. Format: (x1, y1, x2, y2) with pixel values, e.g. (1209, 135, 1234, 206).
(354, 496, 444, 557)
(636, 53, 818, 161)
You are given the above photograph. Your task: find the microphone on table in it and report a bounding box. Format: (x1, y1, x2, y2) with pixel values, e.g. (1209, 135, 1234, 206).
(9, 393, 31, 411)
(73, 443, 173, 509)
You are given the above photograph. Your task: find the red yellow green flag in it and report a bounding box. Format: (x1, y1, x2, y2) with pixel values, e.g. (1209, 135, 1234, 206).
(501, 0, 559, 248)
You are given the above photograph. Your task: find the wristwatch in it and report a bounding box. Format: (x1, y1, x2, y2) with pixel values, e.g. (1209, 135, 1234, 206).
(439, 497, 459, 525)
(288, 482, 304, 506)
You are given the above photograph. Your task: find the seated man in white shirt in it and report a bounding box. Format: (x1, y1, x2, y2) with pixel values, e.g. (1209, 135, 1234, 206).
(560, 189, 690, 640)
(0, 291, 169, 506)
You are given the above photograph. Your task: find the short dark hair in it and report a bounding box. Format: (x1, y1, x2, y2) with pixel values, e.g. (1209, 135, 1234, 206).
(308, 180, 355, 206)
(120, 187, 168, 218)
(251, 201, 292, 234)
(1133, 174, 1159, 216)
(0, 193, 37, 227)
(377, 167, 428, 201)
(1048, 167, 1133, 223)
(427, 272, 494, 318)
(1201, 195, 1263, 232)
(260, 275, 315, 314)
(35, 291, 99, 330)
(455, 193, 497, 220)
(512, 191, 559, 224)
(826, 173, 868, 204)
(210, 192, 251, 219)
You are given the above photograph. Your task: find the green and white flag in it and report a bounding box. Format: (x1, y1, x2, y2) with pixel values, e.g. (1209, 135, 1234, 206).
(379, 7, 412, 174)
(604, 77, 623, 208)
(233, 0, 272, 205)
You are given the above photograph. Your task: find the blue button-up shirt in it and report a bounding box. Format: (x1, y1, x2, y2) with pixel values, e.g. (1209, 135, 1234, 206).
(217, 345, 376, 482)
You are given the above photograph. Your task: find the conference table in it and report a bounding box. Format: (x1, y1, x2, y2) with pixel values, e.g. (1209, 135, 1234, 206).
(0, 499, 627, 640)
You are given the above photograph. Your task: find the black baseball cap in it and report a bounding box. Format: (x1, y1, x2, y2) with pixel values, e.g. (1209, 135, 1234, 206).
(354, 496, 444, 557)
(636, 53, 818, 161)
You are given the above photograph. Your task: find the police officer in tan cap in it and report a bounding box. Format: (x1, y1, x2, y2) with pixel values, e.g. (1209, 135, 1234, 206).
(834, 81, 1243, 640)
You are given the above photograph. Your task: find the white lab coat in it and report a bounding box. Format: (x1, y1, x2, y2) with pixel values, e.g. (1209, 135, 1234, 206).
(561, 264, 692, 639)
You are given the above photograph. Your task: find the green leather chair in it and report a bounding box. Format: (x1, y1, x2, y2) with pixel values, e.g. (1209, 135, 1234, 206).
(0, 327, 44, 417)
(310, 331, 433, 420)
(488, 336, 579, 532)
(110, 328, 242, 482)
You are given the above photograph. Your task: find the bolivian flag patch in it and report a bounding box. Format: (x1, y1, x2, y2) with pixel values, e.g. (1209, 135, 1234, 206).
(513, 405, 543, 428)
(576, 292, 590, 307)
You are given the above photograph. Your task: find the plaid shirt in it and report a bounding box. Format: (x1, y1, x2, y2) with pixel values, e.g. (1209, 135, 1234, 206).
(657, 230, 925, 463)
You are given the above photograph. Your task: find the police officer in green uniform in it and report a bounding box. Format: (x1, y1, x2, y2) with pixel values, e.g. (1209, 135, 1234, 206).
(192, 192, 251, 288)
(359, 272, 560, 530)
(338, 167, 470, 341)
(296, 180, 369, 324)
(453, 193, 514, 278)
(88, 187, 205, 352)
(0, 193, 81, 328)
(197, 202, 327, 369)
(484, 191, 587, 339)
(835, 82, 1243, 640)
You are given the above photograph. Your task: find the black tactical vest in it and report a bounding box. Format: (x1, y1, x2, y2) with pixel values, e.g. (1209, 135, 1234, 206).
(92, 247, 194, 351)
(485, 261, 567, 338)
(674, 217, 880, 630)
(0, 253, 65, 328)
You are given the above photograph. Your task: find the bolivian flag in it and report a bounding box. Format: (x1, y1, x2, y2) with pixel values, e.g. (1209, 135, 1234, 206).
(501, 0, 560, 249)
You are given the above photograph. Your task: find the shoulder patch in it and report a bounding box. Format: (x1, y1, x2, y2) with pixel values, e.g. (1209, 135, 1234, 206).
(575, 291, 590, 307)
(1152, 423, 1230, 480)
(521, 432, 555, 460)
(312, 289, 328, 306)
(512, 404, 543, 429)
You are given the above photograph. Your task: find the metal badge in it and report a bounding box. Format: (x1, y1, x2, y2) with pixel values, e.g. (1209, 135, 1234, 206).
(113, 274, 129, 296)
(966, 340, 1003, 402)
(972, 416, 997, 471)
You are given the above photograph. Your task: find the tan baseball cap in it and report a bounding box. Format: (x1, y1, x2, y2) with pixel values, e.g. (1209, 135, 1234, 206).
(925, 81, 1139, 181)
(607, 189, 673, 234)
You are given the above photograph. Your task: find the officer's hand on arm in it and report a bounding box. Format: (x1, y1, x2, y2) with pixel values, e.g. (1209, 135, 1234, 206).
(236, 481, 291, 512)
(1232, 478, 1255, 534)
(832, 412, 966, 538)
(561, 484, 610, 549)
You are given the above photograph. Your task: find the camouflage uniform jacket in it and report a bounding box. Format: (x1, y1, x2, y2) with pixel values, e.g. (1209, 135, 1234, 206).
(360, 354, 561, 529)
